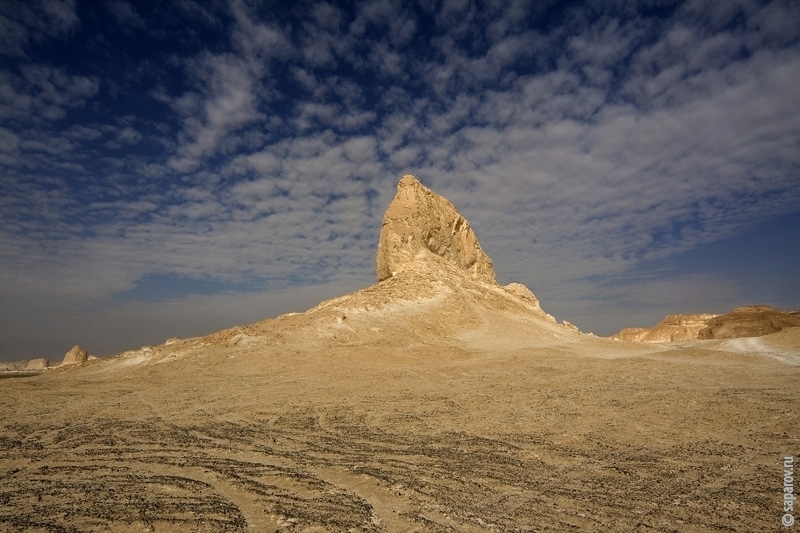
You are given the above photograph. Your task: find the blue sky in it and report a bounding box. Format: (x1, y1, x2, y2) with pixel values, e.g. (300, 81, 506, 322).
(1, 0, 799, 361)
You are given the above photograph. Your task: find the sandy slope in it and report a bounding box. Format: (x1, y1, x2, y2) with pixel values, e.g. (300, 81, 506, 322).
(2, 263, 799, 532)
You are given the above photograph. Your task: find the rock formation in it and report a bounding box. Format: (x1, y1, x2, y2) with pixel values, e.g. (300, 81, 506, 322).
(503, 282, 541, 308)
(25, 358, 49, 370)
(55, 174, 575, 371)
(613, 306, 800, 342)
(376, 175, 496, 284)
(62, 345, 88, 365)
(698, 305, 800, 339)
(611, 314, 717, 343)
(610, 327, 647, 342)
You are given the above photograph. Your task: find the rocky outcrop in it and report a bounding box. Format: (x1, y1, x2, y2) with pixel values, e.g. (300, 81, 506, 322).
(698, 306, 800, 339)
(369, 174, 568, 329)
(613, 306, 800, 342)
(53, 174, 577, 372)
(611, 314, 717, 343)
(62, 345, 88, 365)
(503, 282, 541, 309)
(25, 358, 49, 370)
(376, 175, 496, 284)
(611, 327, 648, 342)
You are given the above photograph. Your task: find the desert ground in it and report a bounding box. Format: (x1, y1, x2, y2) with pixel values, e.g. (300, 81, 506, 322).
(2, 176, 798, 532)
(2, 281, 799, 532)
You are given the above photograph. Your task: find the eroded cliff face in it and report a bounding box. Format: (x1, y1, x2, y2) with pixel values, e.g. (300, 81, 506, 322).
(698, 305, 800, 339)
(376, 175, 496, 285)
(611, 314, 717, 343)
(612, 305, 800, 343)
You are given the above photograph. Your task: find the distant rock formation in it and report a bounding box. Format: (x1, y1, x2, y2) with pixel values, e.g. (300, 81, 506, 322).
(612, 306, 800, 342)
(25, 358, 49, 370)
(698, 305, 800, 339)
(62, 345, 88, 365)
(611, 314, 717, 343)
(611, 327, 647, 342)
(376, 175, 496, 284)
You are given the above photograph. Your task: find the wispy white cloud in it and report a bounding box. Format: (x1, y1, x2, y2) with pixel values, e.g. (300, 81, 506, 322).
(1, 0, 799, 359)
(0, 0, 79, 57)
(0, 65, 98, 123)
(161, 1, 293, 173)
(106, 0, 145, 30)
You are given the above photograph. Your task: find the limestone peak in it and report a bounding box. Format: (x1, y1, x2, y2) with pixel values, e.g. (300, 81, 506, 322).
(376, 175, 496, 284)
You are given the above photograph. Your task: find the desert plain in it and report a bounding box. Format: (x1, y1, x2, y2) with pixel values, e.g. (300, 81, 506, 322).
(1, 176, 798, 532)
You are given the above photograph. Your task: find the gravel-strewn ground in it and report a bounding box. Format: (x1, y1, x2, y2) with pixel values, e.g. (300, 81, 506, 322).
(2, 330, 797, 532)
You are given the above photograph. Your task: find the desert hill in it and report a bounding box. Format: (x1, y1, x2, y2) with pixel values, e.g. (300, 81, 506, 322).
(100, 175, 581, 370)
(699, 305, 800, 339)
(612, 305, 800, 343)
(610, 313, 717, 343)
(1, 175, 799, 532)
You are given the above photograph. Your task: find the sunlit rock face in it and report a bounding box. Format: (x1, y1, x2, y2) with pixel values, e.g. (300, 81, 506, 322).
(376, 175, 496, 285)
(611, 314, 717, 343)
(62, 345, 88, 365)
(612, 306, 800, 342)
(699, 305, 800, 339)
(25, 358, 49, 370)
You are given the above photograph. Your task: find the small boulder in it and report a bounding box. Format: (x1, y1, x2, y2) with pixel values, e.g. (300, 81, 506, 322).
(62, 345, 88, 365)
(25, 358, 49, 370)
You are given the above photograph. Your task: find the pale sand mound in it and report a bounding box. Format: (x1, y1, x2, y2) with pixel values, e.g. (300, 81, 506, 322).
(707, 327, 800, 366)
(93, 253, 581, 372)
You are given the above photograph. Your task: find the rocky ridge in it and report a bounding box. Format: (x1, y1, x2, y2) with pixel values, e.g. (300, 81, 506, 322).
(699, 305, 800, 339)
(611, 314, 718, 343)
(612, 306, 800, 343)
